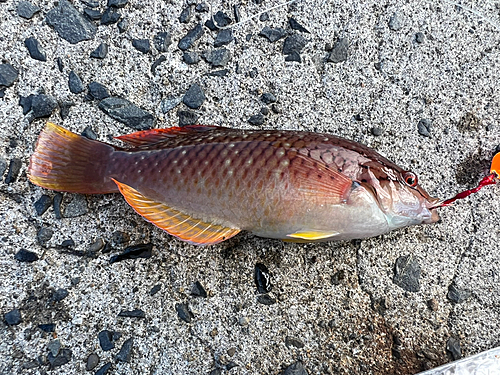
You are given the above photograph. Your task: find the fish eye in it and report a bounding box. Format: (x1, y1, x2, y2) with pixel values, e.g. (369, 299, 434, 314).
(403, 171, 418, 187)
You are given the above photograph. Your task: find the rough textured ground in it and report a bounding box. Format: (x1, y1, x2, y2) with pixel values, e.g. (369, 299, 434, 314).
(1, 0, 500, 374)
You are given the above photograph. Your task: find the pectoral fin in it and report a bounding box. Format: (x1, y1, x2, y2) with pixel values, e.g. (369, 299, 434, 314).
(112, 179, 240, 245)
(286, 230, 340, 241)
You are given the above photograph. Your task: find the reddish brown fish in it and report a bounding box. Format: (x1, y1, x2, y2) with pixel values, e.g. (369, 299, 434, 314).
(28, 123, 440, 245)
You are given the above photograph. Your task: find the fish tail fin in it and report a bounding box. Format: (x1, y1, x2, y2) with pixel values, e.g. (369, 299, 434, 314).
(28, 122, 119, 194)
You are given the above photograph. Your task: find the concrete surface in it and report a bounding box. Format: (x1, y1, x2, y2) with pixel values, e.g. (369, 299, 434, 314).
(1, 0, 500, 374)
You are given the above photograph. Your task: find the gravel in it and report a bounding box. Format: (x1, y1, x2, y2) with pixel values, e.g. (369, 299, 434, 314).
(447, 283, 471, 303)
(283, 361, 308, 375)
(86, 353, 100, 371)
(101, 7, 121, 25)
(446, 337, 462, 360)
(98, 97, 154, 130)
(14, 249, 39, 262)
(46, 0, 96, 44)
(327, 38, 348, 63)
(90, 43, 108, 59)
(24, 37, 46, 62)
(202, 48, 231, 67)
(4, 309, 22, 325)
(109, 243, 153, 263)
(175, 303, 194, 323)
(115, 337, 133, 362)
(16, 1, 40, 19)
(0, 64, 18, 88)
(177, 110, 198, 126)
(63, 194, 88, 218)
(5, 158, 22, 184)
(132, 39, 150, 54)
(98, 330, 115, 351)
(183, 51, 200, 65)
(183, 83, 205, 109)
(289, 18, 309, 33)
(68, 71, 85, 94)
(95, 362, 112, 375)
(259, 26, 287, 42)
(214, 29, 233, 47)
(34, 194, 52, 216)
(417, 118, 432, 137)
(178, 23, 204, 51)
(118, 309, 145, 318)
(154, 31, 172, 52)
(248, 113, 264, 125)
(393, 254, 421, 292)
(191, 281, 207, 298)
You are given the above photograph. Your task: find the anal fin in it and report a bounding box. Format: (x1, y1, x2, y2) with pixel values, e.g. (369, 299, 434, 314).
(287, 230, 340, 241)
(112, 179, 240, 245)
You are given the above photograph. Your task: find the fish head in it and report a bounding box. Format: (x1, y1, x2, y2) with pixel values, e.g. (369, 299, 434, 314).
(356, 160, 440, 230)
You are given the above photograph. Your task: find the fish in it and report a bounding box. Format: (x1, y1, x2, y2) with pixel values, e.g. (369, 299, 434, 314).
(27, 122, 440, 245)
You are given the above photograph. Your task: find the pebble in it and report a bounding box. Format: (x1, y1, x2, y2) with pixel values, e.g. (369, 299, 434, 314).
(260, 107, 269, 115)
(150, 284, 161, 296)
(227, 347, 236, 357)
(196, 3, 209, 12)
(24, 37, 46, 61)
(283, 361, 308, 375)
(178, 23, 204, 51)
(115, 337, 133, 362)
(31, 94, 57, 118)
(22, 361, 39, 369)
(53, 193, 63, 219)
(109, 243, 153, 263)
(447, 283, 471, 303)
(154, 31, 172, 52)
(233, 4, 240, 22)
(205, 19, 218, 31)
(81, 126, 97, 140)
(34, 195, 52, 215)
(38, 323, 55, 332)
(257, 294, 276, 305)
(63, 194, 88, 217)
(285, 51, 301, 62)
(82, 0, 99, 7)
(48, 339, 61, 357)
(15, 249, 39, 262)
(108, 0, 127, 7)
(371, 127, 382, 136)
(151, 56, 166, 74)
(183, 51, 200, 65)
(117, 17, 128, 32)
(178, 110, 199, 126)
(68, 71, 85, 94)
(56, 57, 64, 72)
(46, 0, 96, 44)
(389, 12, 403, 31)
(238, 316, 249, 326)
(37, 227, 53, 246)
(98, 330, 115, 351)
(4, 309, 22, 325)
(90, 43, 108, 59)
(118, 309, 145, 318)
(427, 298, 439, 311)
(0, 88, 5, 98)
(47, 348, 72, 369)
(101, 7, 121, 25)
(327, 38, 348, 63)
(175, 303, 194, 323)
(160, 96, 182, 113)
(17, 1, 40, 19)
(259, 26, 287, 42)
(19, 94, 34, 114)
(191, 281, 207, 298)
(248, 113, 264, 126)
(52, 288, 69, 302)
(289, 18, 309, 33)
(111, 231, 129, 245)
(132, 39, 150, 54)
(261, 92, 276, 104)
(203, 48, 231, 67)
(415, 32, 425, 43)
(225, 362, 237, 370)
(213, 11, 232, 27)
(99, 97, 154, 130)
(0, 158, 5, 177)
(330, 269, 345, 285)
(393, 254, 420, 292)
(254, 263, 272, 294)
(417, 118, 432, 137)
(207, 69, 228, 77)
(210, 370, 222, 375)
(285, 336, 305, 348)
(282, 34, 307, 55)
(86, 353, 99, 371)
(179, 6, 192, 23)
(183, 84, 205, 109)
(249, 69, 258, 78)
(60, 101, 74, 120)
(446, 337, 461, 360)
(84, 8, 102, 20)
(95, 362, 112, 375)
(259, 12, 269, 22)
(214, 29, 233, 47)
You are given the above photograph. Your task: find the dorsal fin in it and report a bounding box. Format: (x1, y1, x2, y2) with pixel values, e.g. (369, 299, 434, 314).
(112, 179, 240, 245)
(114, 125, 224, 146)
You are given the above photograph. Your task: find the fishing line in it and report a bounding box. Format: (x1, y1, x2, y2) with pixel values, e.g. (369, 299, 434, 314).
(441, 0, 500, 31)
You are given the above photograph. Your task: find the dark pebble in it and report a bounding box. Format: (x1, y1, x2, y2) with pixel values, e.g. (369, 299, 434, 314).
(151, 56, 167, 74)
(60, 101, 73, 119)
(353, 114, 363, 121)
(150, 284, 161, 296)
(233, 4, 240, 22)
(82, 0, 99, 7)
(260, 107, 269, 115)
(179, 6, 192, 23)
(207, 69, 228, 77)
(195, 2, 209, 12)
(22, 361, 39, 369)
(178, 110, 199, 126)
(52, 288, 69, 302)
(0, 88, 4, 98)
(53, 193, 63, 219)
(393, 254, 420, 292)
(0, 158, 5, 177)
(261, 92, 276, 104)
(285, 51, 301, 62)
(68, 71, 85, 94)
(115, 337, 133, 362)
(225, 362, 237, 370)
(248, 113, 264, 126)
(90, 43, 108, 59)
(17, 1, 40, 19)
(283, 34, 307, 55)
(60, 239, 75, 248)
(257, 294, 276, 305)
(117, 17, 128, 33)
(183, 51, 200, 65)
(0, 64, 14, 86)
(31, 94, 57, 118)
(15, 249, 39, 263)
(81, 126, 97, 140)
(289, 17, 309, 33)
(4, 309, 22, 325)
(178, 23, 204, 51)
(389, 12, 403, 31)
(109, 243, 153, 263)
(285, 336, 305, 348)
(259, 26, 287, 42)
(84, 8, 102, 20)
(210, 370, 222, 375)
(203, 48, 231, 67)
(415, 32, 425, 43)
(191, 281, 207, 298)
(205, 18, 218, 31)
(37, 226, 53, 246)
(56, 57, 64, 72)
(446, 337, 461, 360)
(245, 33, 252, 42)
(283, 361, 308, 375)
(254, 263, 272, 294)
(99, 97, 154, 130)
(214, 29, 233, 47)
(259, 12, 269, 22)
(48, 348, 72, 369)
(111, 231, 129, 245)
(98, 330, 115, 351)
(86, 353, 99, 371)
(447, 283, 471, 303)
(331, 269, 345, 285)
(371, 127, 382, 136)
(46, 0, 96, 44)
(214, 11, 232, 27)
(160, 97, 181, 113)
(417, 118, 432, 137)
(19, 94, 33, 114)
(154, 31, 172, 52)
(48, 339, 61, 356)
(132, 39, 150, 54)
(249, 68, 258, 78)
(175, 303, 194, 323)
(108, 0, 127, 7)
(25, 37, 46, 61)
(38, 323, 55, 332)
(34, 195, 52, 216)
(63, 194, 88, 217)
(183, 83, 205, 109)
(100, 7, 121, 25)
(427, 298, 439, 311)
(95, 362, 112, 375)
(118, 309, 145, 318)
(327, 38, 348, 63)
